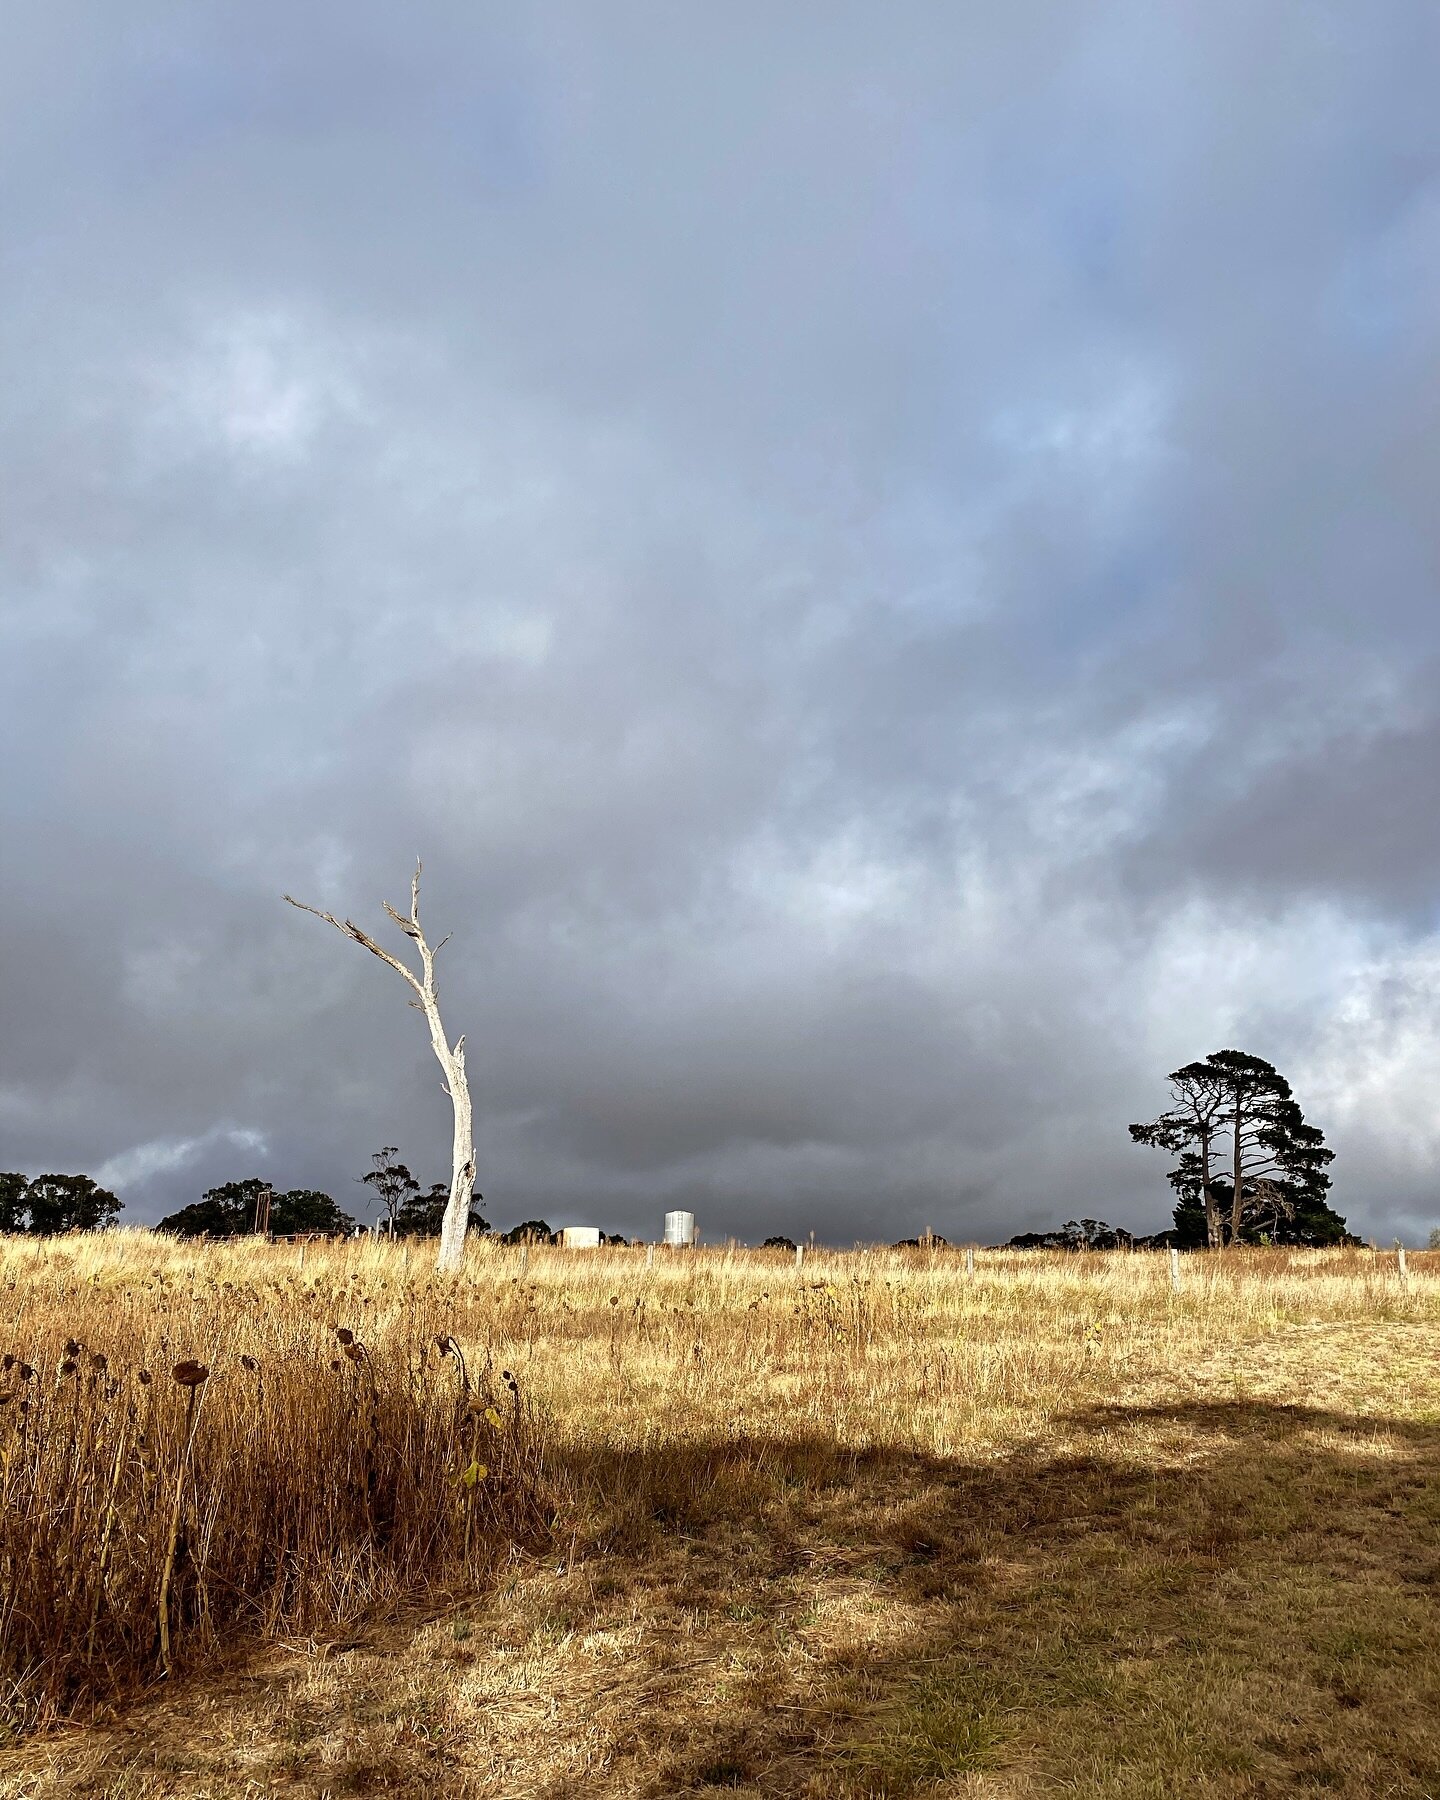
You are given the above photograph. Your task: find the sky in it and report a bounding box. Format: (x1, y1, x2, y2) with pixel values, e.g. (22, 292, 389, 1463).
(2, 3, 1439, 1245)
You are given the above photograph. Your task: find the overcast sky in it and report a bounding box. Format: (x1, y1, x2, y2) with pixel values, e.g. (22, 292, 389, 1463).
(3, 4, 1439, 1244)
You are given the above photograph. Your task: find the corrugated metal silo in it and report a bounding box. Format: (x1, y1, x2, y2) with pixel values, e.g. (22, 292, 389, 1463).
(664, 1209, 696, 1247)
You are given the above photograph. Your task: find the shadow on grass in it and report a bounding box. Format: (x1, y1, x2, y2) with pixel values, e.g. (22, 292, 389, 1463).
(525, 1399, 1440, 1799)
(18, 1403, 1439, 1799)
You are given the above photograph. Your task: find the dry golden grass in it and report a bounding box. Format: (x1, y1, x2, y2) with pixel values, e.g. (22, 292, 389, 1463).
(1, 1232, 1438, 1796)
(0, 1232, 552, 1725)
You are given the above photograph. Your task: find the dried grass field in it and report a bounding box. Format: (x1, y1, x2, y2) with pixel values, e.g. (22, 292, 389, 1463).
(1, 1232, 1439, 1798)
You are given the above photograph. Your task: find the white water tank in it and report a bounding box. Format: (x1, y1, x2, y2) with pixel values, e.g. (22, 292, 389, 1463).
(561, 1226, 601, 1249)
(664, 1210, 697, 1247)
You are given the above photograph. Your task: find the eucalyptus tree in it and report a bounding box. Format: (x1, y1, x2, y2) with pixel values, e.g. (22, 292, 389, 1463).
(24, 1174, 122, 1233)
(360, 1147, 420, 1236)
(285, 862, 477, 1274)
(0, 1172, 27, 1233)
(0, 1171, 122, 1234)
(157, 1181, 354, 1237)
(395, 1181, 488, 1239)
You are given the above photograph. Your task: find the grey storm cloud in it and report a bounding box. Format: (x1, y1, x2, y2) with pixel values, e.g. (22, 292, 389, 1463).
(3, 2, 1439, 1244)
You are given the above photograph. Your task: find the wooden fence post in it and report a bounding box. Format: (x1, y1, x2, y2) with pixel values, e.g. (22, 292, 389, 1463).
(1169, 1246, 1181, 1294)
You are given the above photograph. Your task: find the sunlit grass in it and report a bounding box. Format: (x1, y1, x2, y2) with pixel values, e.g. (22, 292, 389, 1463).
(1, 1232, 1437, 1794)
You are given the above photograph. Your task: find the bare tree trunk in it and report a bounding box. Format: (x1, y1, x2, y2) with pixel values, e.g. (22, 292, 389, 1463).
(1230, 1082, 1247, 1248)
(1199, 1124, 1219, 1249)
(285, 862, 476, 1275)
(434, 1035, 473, 1274)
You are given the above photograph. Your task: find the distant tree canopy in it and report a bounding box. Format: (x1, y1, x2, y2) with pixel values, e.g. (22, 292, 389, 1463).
(0, 1173, 123, 1234)
(0, 1171, 29, 1233)
(360, 1148, 420, 1233)
(351, 1150, 489, 1238)
(153, 1197, 243, 1238)
(157, 1179, 268, 1237)
(1003, 1219, 1135, 1251)
(762, 1235, 797, 1252)
(156, 1180, 355, 1238)
(393, 1181, 489, 1240)
(1131, 1050, 1347, 1247)
(498, 1219, 555, 1245)
(492, 1224, 632, 1245)
(271, 1188, 357, 1235)
(150, 1159, 491, 1242)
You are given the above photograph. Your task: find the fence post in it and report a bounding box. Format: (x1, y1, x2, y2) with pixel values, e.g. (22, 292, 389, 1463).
(1398, 1243, 1409, 1288)
(520, 1243, 529, 1277)
(795, 1243, 805, 1272)
(965, 1246, 975, 1277)
(1169, 1246, 1181, 1294)
(646, 1243, 655, 1272)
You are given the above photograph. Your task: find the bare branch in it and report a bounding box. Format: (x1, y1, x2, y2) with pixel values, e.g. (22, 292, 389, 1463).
(283, 894, 424, 998)
(382, 899, 422, 940)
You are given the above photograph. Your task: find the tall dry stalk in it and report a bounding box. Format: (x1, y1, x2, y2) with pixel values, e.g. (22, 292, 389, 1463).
(157, 1360, 208, 1677)
(0, 1239, 551, 1726)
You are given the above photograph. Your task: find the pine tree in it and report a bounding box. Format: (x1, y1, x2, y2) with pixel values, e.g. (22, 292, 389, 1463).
(1131, 1050, 1345, 1246)
(1129, 1060, 1230, 1246)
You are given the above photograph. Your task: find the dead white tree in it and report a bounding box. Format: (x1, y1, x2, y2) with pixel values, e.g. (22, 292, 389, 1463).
(284, 861, 475, 1274)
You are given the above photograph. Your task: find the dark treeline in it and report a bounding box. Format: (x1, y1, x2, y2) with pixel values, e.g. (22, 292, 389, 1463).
(1, 1052, 1355, 1246)
(155, 1149, 494, 1239)
(156, 1179, 358, 1238)
(0, 1171, 122, 1234)
(999, 1219, 1201, 1251)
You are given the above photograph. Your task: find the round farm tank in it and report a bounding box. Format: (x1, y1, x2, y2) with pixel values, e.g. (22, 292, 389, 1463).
(664, 1209, 697, 1247)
